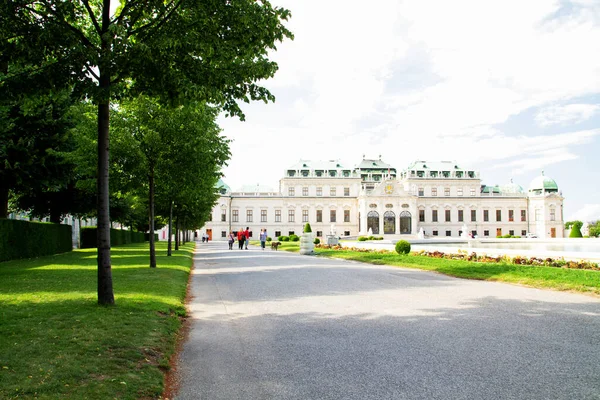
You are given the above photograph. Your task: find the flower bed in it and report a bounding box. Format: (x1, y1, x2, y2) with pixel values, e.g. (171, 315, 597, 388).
(315, 244, 600, 271)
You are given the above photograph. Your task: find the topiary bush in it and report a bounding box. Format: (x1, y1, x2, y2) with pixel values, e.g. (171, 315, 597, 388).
(0, 219, 72, 262)
(570, 225, 583, 238)
(357, 236, 367, 241)
(304, 223, 312, 233)
(313, 238, 320, 245)
(266, 236, 272, 242)
(368, 235, 375, 240)
(395, 240, 411, 255)
(280, 236, 290, 242)
(290, 234, 300, 242)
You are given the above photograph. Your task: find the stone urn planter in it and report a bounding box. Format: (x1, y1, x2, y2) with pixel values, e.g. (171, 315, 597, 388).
(299, 233, 315, 255)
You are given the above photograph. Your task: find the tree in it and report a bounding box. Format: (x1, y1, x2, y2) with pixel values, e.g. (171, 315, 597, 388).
(3, 1, 292, 304)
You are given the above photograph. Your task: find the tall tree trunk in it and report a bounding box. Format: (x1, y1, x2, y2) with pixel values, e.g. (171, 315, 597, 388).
(167, 200, 173, 256)
(148, 168, 156, 268)
(0, 184, 8, 218)
(175, 216, 180, 251)
(97, 0, 115, 306)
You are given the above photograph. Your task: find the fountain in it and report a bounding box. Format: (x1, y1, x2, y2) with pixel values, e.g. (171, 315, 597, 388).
(417, 227, 425, 239)
(460, 223, 469, 239)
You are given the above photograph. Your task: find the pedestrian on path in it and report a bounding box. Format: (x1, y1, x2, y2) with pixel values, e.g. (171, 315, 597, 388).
(237, 228, 245, 250)
(259, 228, 267, 250)
(228, 231, 235, 250)
(244, 227, 250, 250)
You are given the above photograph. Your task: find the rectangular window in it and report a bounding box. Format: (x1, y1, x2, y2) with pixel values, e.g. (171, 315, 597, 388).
(508, 209, 514, 222)
(496, 209, 502, 222)
(445, 209, 451, 222)
(484, 230, 489, 237)
(344, 187, 350, 196)
(330, 210, 336, 222)
(261, 210, 267, 222)
(344, 230, 350, 236)
(483, 210, 489, 222)
(535, 209, 541, 221)
(431, 188, 438, 196)
(509, 230, 514, 236)
(316, 210, 323, 222)
(275, 210, 281, 222)
(316, 231, 323, 237)
(458, 210, 464, 222)
(432, 230, 438, 236)
(232, 210, 239, 222)
(419, 210, 425, 222)
(221, 211, 226, 222)
(288, 187, 295, 196)
(521, 230, 527, 236)
(288, 231, 295, 236)
(457, 188, 463, 196)
(246, 210, 253, 222)
(470, 188, 476, 196)
(288, 210, 295, 222)
(432, 210, 438, 222)
(446, 230, 451, 237)
(444, 187, 450, 196)
(550, 208, 556, 221)
(275, 231, 281, 238)
(221, 231, 227, 238)
(302, 186, 308, 196)
(317, 187, 322, 196)
(344, 210, 350, 222)
(471, 209, 476, 222)
(302, 210, 309, 222)
(521, 210, 526, 222)
(418, 187, 424, 196)
(330, 187, 336, 196)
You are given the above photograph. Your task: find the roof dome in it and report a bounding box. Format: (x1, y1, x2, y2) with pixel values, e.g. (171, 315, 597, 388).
(501, 178, 524, 194)
(528, 171, 558, 193)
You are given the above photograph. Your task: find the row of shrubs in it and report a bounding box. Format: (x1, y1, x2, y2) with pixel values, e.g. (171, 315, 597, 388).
(357, 236, 384, 241)
(497, 234, 522, 238)
(80, 227, 150, 248)
(277, 235, 300, 242)
(0, 219, 72, 262)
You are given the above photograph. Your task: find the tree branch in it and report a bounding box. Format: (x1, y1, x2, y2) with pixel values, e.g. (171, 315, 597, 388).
(81, 0, 102, 36)
(129, 0, 183, 38)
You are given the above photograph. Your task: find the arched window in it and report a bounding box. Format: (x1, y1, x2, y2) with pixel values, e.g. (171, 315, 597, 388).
(399, 211, 412, 234)
(367, 211, 379, 235)
(383, 211, 396, 234)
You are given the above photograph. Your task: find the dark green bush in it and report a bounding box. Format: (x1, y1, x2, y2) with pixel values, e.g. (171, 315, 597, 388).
(375, 236, 384, 240)
(0, 219, 72, 262)
(81, 227, 147, 248)
(290, 234, 300, 242)
(266, 236, 272, 242)
(304, 223, 312, 233)
(357, 236, 367, 241)
(395, 240, 411, 255)
(313, 238, 320, 245)
(280, 236, 290, 242)
(368, 235, 375, 240)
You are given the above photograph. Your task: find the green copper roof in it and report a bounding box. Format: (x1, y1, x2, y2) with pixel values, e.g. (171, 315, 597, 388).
(500, 179, 524, 194)
(215, 178, 230, 193)
(528, 171, 558, 192)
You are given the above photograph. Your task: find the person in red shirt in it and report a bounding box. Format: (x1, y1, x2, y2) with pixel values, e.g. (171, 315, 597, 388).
(237, 228, 245, 250)
(244, 227, 250, 250)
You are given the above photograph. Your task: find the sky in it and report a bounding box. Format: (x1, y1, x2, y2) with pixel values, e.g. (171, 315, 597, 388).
(217, 0, 600, 222)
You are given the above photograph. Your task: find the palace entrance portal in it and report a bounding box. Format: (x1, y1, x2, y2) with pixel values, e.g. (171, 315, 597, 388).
(383, 211, 396, 234)
(399, 211, 412, 234)
(367, 211, 379, 234)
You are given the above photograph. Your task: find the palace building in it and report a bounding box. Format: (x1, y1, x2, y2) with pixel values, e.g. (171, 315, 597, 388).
(200, 157, 564, 241)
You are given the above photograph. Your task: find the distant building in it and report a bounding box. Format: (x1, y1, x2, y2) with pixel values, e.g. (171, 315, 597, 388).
(200, 157, 564, 240)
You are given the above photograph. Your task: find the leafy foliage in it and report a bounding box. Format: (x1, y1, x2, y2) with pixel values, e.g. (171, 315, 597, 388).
(395, 240, 411, 255)
(304, 223, 312, 233)
(0, 219, 71, 262)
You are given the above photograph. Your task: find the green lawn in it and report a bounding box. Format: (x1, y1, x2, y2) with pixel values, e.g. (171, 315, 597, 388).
(315, 248, 600, 295)
(0, 241, 194, 399)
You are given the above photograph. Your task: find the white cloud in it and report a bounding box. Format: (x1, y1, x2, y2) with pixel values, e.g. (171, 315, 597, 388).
(535, 104, 600, 126)
(567, 204, 600, 222)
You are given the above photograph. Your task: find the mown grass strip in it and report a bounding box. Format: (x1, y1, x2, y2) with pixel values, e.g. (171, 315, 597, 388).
(314, 248, 600, 295)
(0, 241, 194, 399)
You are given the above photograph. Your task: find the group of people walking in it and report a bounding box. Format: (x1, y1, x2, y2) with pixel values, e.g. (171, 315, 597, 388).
(227, 227, 269, 250)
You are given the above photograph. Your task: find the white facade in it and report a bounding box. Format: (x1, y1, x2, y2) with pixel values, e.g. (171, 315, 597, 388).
(201, 158, 565, 241)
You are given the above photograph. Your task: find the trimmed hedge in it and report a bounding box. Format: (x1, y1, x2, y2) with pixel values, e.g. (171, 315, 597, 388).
(395, 240, 411, 255)
(0, 219, 72, 262)
(81, 227, 147, 248)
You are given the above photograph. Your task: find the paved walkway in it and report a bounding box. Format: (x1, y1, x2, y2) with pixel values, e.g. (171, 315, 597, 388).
(174, 242, 600, 399)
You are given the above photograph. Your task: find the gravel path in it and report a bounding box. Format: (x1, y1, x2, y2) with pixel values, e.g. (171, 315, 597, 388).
(174, 242, 600, 400)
